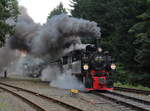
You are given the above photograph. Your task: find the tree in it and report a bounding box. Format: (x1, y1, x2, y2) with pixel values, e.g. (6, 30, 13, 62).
(0, 0, 19, 46)
(70, 0, 147, 70)
(129, 0, 150, 73)
(47, 2, 67, 19)
(70, 0, 150, 86)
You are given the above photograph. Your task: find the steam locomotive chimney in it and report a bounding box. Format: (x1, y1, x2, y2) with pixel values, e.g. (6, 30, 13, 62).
(96, 37, 101, 48)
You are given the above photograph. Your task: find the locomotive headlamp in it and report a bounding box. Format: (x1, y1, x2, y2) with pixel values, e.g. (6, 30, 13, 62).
(83, 64, 89, 70)
(98, 47, 102, 52)
(111, 64, 116, 70)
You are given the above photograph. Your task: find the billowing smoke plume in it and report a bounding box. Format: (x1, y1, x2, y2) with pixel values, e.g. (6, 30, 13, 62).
(31, 14, 101, 58)
(8, 7, 40, 52)
(8, 6, 101, 59)
(1, 6, 101, 89)
(0, 47, 19, 72)
(0, 7, 37, 74)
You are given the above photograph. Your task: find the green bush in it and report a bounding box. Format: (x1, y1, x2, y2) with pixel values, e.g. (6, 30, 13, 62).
(115, 63, 150, 87)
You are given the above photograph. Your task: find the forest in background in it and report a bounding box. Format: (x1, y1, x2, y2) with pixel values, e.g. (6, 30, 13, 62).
(49, 0, 150, 87)
(0, 0, 150, 87)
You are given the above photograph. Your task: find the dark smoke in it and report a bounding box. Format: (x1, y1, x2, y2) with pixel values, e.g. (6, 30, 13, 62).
(8, 7, 101, 60)
(8, 6, 40, 52)
(1, 6, 101, 89)
(31, 14, 101, 58)
(0, 47, 19, 73)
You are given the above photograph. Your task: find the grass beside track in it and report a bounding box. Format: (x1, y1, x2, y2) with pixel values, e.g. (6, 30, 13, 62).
(0, 96, 12, 111)
(114, 82, 150, 91)
(0, 103, 9, 111)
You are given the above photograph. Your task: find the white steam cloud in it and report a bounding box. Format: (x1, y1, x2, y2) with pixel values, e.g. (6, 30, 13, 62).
(51, 70, 84, 90)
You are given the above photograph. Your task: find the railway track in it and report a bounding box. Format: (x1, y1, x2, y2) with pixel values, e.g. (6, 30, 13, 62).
(114, 87, 150, 95)
(0, 82, 83, 111)
(93, 91, 150, 111)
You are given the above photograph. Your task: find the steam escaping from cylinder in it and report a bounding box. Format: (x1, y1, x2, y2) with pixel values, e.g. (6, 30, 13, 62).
(50, 70, 84, 90)
(41, 65, 61, 82)
(1, 6, 101, 90)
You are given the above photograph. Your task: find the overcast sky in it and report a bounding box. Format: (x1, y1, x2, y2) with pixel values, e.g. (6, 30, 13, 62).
(18, 0, 71, 24)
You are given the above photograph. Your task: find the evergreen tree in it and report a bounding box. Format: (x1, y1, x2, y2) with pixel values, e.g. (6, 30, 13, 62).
(71, 0, 150, 86)
(0, 0, 19, 46)
(48, 2, 67, 19)
(129, 0, 150, 73)
(71, 0, 147, 70)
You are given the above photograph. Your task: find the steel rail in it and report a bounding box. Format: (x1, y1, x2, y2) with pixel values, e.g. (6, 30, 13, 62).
(0, 86, 46, 111)
(107, 91, 150, 105)
(114, 87, 150, 95)
(0, 82, 83, 111)
(93, 91, 150, 111)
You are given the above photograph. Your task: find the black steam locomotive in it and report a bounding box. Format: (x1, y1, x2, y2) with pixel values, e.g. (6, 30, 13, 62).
(60, 43, 116, 91)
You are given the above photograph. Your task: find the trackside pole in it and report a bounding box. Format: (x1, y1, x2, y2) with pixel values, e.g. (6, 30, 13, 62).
(4, 69, 7, 78)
